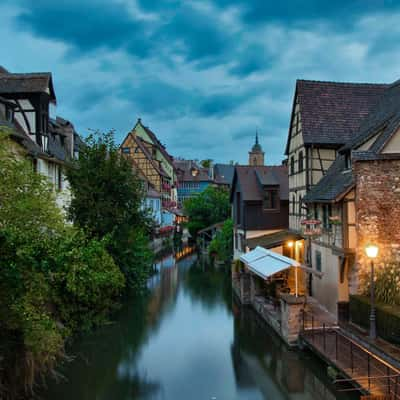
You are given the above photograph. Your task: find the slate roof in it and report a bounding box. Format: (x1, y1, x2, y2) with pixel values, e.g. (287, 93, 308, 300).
(232, 165, 288, 202)
(174, 159, 212, 182)
(285, 80, 388, 154)
(303, 155, 354, 203)
(0, 71, 56, 103)
(214, 163, 235, 186)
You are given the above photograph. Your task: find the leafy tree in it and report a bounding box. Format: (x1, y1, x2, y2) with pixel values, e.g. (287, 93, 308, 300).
(208, 218, 233, 263)
(183, 186, 230, 237)
(66, 131, 153, 290)
(0, 128, 125, 383)
(200, 159, 213, 168)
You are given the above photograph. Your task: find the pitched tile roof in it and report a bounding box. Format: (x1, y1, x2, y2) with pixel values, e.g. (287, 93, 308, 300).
(232, 165, 288, 202)
(0, 71, 56, 103)
(303, 155, 354, 203)
(174, 159, 212, 182)
(340, 79, 400, 156)
(286, 80, 388, 154)
(214, 163, 235, 186)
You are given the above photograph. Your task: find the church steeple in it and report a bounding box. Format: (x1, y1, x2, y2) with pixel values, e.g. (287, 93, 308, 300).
(249, 130, 265, 166)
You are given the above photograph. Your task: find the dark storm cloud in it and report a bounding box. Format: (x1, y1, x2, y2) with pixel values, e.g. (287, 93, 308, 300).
(117, 80, 259, 119)
(212, 0, 400, 26)
(3, 0, 400, 163)
(15, 0, 153, 57)
(229, 44, 273, 77)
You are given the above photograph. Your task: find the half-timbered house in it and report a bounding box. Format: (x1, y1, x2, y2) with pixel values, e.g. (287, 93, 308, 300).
(303, 79, 400, 317)
(285, 80, 388, 233)
(0, 68, 82, 210)
(121, 119, 177, 209)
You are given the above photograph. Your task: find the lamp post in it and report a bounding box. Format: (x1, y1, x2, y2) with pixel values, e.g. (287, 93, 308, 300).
(365, 244, 379, 340)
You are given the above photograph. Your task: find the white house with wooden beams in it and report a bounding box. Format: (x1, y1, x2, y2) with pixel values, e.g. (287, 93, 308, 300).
(285, 79, 389, 317)
(303, 79, 400, 317)
(0, 67, 82, 211)
(285, 80, 388, 233)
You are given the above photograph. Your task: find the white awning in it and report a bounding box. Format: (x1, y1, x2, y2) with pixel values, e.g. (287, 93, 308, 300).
(240, 246, 300, 280)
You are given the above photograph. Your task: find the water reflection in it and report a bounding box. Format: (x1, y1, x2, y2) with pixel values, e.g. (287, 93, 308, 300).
(36, 252, 357, 400)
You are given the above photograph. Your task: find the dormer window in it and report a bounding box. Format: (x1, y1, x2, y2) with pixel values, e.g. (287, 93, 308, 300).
(290, 156, 295, 175)
(191, 168, 199, 177)
(5, 106, 14, 122)
(263, 188, 279, 210)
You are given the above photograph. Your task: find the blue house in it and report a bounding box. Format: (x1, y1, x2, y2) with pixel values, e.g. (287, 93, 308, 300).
(174, 160, 213, 207)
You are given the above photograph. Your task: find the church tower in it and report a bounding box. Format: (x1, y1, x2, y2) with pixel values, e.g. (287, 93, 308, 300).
(248, 131, 264, 166)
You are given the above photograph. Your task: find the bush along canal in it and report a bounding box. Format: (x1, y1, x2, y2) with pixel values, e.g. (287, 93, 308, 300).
(38, 251, 358, 400)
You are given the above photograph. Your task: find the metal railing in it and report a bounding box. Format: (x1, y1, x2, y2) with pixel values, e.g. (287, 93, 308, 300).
(301, 311, 400, 398)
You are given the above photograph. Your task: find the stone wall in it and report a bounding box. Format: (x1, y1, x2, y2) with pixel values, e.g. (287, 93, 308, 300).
(354, 159, 400, 292)
(280, 294, 305, 345)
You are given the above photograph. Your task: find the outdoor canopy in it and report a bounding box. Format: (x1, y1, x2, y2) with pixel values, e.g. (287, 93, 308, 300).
(239, 246, 303, 296)
(240, 246, 300, 280)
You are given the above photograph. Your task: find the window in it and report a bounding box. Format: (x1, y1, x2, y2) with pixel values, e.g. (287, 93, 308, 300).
(263, 189, 279, 210)
(298, 195, 302, 216)
(315, 250, 322, 272)
(314, 204, 319, 220)
(292, 194, 296, 214)
(5, 106, 13, 122)
(122, 147, 130, 154)
(322, 204, 332, 229)
(298, 151, 304, 172)
(290, 156, 295, 175)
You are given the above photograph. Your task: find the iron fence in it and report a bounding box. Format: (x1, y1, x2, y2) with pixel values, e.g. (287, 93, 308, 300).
(301, 311, 400, 398)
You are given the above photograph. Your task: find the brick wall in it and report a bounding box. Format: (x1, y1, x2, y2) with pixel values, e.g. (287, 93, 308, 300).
(354, 159, 400, 291)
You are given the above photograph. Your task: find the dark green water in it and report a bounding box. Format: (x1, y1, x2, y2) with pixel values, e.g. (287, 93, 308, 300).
(42, 253, 358, 400)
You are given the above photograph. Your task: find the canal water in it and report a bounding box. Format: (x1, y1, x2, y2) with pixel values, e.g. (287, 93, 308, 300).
(42, 252, 358, 400)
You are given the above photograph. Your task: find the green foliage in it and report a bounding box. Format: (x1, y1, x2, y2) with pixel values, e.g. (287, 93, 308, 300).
(350, 294, 400, 344)
(66, 131, 147, 238)
(183, 186, 230, 237)
(208, 219, 233, 263)
(361, 262, 400, 306)
(51, 229, 125, 331)
(200, 159, 213, 168)
(0, 129, 125, 365)
(66, 131, 153, 291)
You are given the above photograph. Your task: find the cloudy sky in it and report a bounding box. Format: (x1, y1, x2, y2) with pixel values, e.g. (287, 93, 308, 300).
(2, 0, 400, 164)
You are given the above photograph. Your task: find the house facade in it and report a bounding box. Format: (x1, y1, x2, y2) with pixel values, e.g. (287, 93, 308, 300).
(231, 164, 289, 260)
(298, 80, 400, 317)
(121, 119, 177, 209)
(285, 80, 387, 233)
(0, 68, 81, 211)
(174, 159, 213, 206)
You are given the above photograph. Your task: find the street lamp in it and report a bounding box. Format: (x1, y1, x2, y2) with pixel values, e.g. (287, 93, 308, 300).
(365, 243, 379, 340)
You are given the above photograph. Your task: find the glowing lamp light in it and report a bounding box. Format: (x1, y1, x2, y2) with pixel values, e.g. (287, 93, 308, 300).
(296, 241, 303, 247)
(287, 241, 294, 248)
(365, 244, 379, 259)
